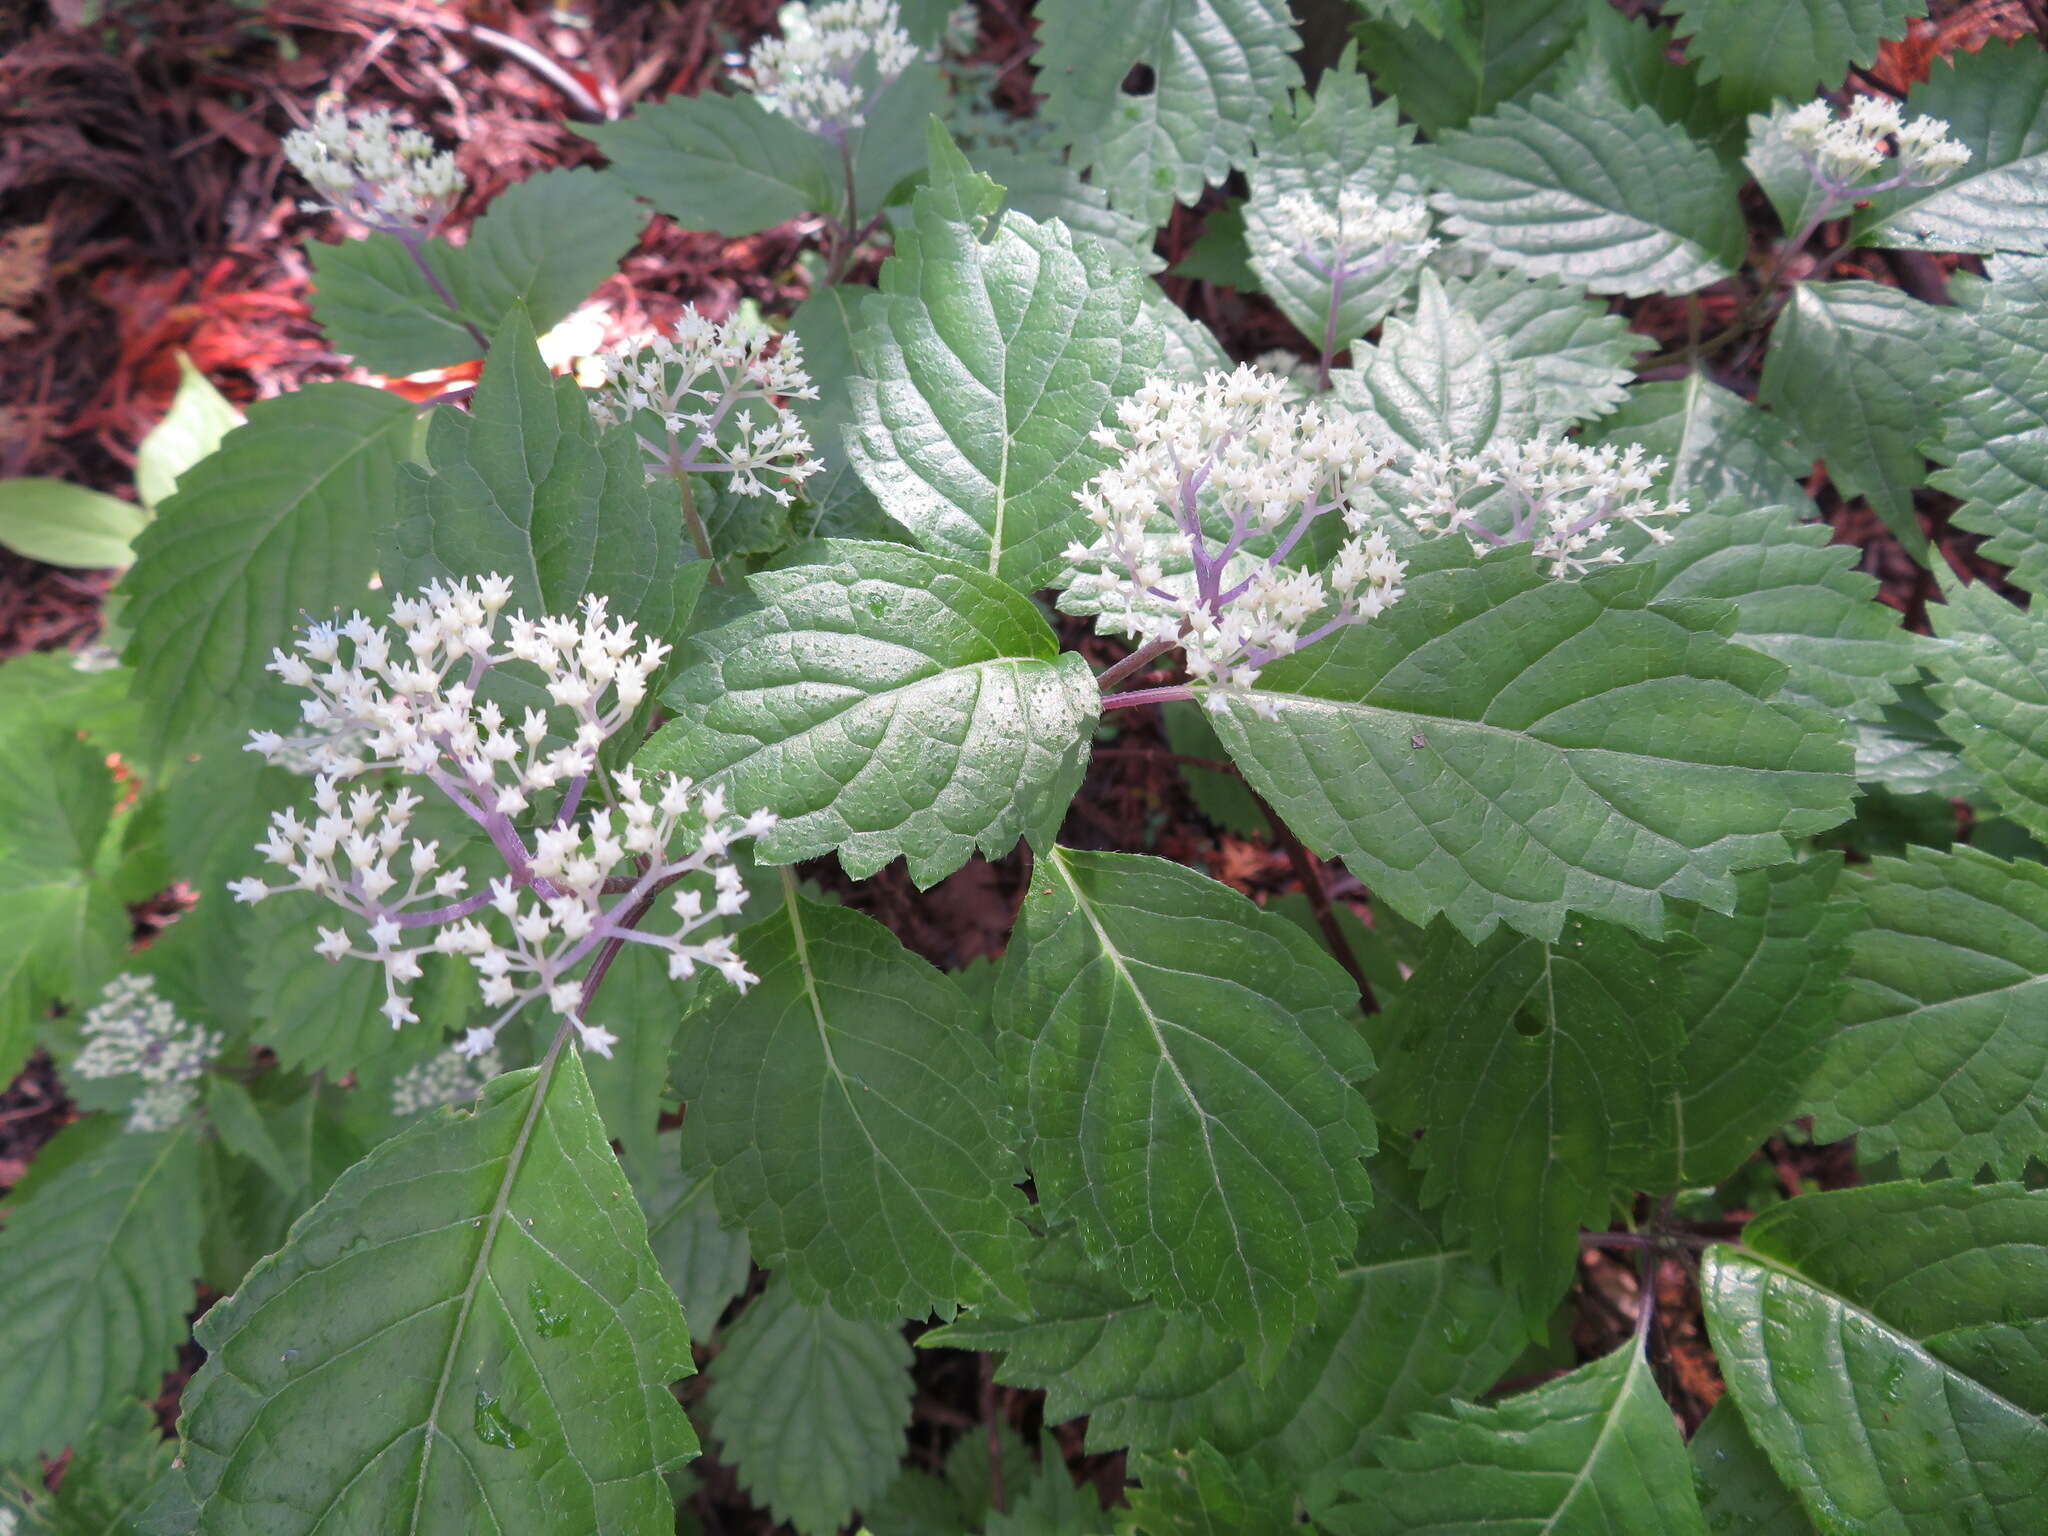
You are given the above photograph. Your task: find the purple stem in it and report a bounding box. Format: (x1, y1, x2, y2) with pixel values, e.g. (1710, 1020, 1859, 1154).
(1102, 683, 1196, 711)
(1316, 266, 1347, 393)
(391, 888, 501, 928)
(396, 228, 490, 354)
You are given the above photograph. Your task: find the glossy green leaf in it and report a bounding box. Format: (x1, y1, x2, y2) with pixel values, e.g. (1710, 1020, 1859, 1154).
(704, 1279, 913, 1536)
(846, 123, 1160, 592)
(1665, 0, 1925, 106)
(1425, 93, 1744, 297)
(787, 282, 881, 546)
(1338, 272, 1506, 455)
(674, 885, 1030, 1319)
(1033, 0, 1302, 226)
(1689, 1398, 1815, 1535)
(1931, 263, 2048, 593)
(136, 354, 240, 512)
(1854, 682, 1986, 799)
(576, 92, 833, 237)
(180, 1048, 696, 1535)
(1209, 540, 1855, 943)
(1803, 845, 2048, 1180)
(1759, 281, 1939, 556)
(633, 1131, 751, 1342)
(0, 477, 146, 569)
(1581, 373, 1809, 510)
(643, 539, 1098, 886)
(1318, 1338, 1707, 1535)
(1353, 0, 1594, 137)
(996, 847, 1374, 1368)
(1437, 268, 1641, 430)
(0, 1119, 202, 1462)
(3, 1401, 181, 1536)
(1926, 579, 2048, 841)
(1703, 1180, 2048, 1534)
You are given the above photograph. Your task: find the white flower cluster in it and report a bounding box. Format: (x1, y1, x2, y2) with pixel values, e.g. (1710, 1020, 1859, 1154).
(72, 975, 222, 1134)
(738, 0, 923, 138)
(1387, 437, 1684, 578)
(283, 102, 465, 233)
(590, 307, 821, 506)
(230, 577, 775, 1059)
(1270, 188, 1437, 279)
(1782, 95, 1971, 196)
(1063, 365, 1407, 711)
(391, 1043, 503, 1115)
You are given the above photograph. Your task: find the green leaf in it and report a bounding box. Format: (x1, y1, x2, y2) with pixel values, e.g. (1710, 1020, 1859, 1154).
(1690, 1398, 1816, 1535)
(1758, 281, 1939, 556)
(1649, 856, 1860, 1192)
(180, 1047, 696, 1535)
(643, 539, 1098, 886)
(204, 1076, 299, 1196)
(927, 1170, 1524, 1478)
(1803, 845, 2048, 1180)
(1642, 503, 1927, 718)
(1338, 271, 1506, 454)
(1436, 268, 1642, 430)
(633, 1131, 751, 1341)
(0, 477, 146, 569)
(0, 1119, 202, 1462)
(1854, 681, 1986, 799)
(575, 90, 834, 237)
(1425, 92, 1744, 297)
(1851, 44, 2048, 254)
(788, 283, 883, 547)
(1665, 0, 1925, 107)
(704, 1279, 913, 1536)
(1747, 104, 1843, 241)
(117, 382, 419, 756)
(1702, 1180, 2048, 1535)
(1352, 0, 1594, 137)
(674, 885, 1030, 1319)
(309, 167, 646, 375)
(846, 121, 1161, 592)
(1926, 579, 2048, 841)
(1547, 6, 1748, 165)
(997, 847, 1374, 1369)
(1931, 264, 2048, 593)
(1243, 52, 1425, 354)
(974, 148, 1164, 273)
(1318, 1338, 1708, 1535)
(6, 1401, 180, 1536)
(1375, 914, 1683, 1322)
(136, 354, 240, 513)
(1122, 1444, 1295, 1535)
(1208, 539, 1855, 943)
(1033, 0, 1303, 226)
(1171, 198, 1255, 288)
(1580, 373, 1810, 510)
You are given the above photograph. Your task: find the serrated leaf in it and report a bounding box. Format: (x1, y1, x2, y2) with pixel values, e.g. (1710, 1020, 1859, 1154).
(0, 477, 146, 569)
(1425, 93, 1743, 297)
(0, 1119, 202, 1462)
(1851, 44, 2048, 254)
(1122, 1443, 1294, 1535)
(309, 168, 646, 375)
(1690, 1398, 1816, 1535)
(1208, 539, 1854, 943)
(705, 1278, 913, 1536)
(574, 91, 833, 238)
(1375, 914, 1683, 1322)
(1649, 856, 1860, 1192)
(997, 847, 1374, 1369)
(1352, 0, 1593, 137)
(1642, 503, 1926, 717)
(1436, 268, 1641, 429)
(975, 148, 1163, 273)
(1931, 265, 2048, 593)
(674, 885, 1029, 1319)
(1703, 1180, 2048, 1535)
(1926, 579, 2048, 841)
(136, 354, 240, 513)
(1854, 682, 1986, 799)
(846, 122, 1161, 591)
(1665, 0, 1925, 106)
(1318, 1338, 1708, 1535)
(1547, 6, 1748, 165)
(1803, 844, 2048, 1180)
(1033, 0, 1302, 226)
(180, 1047, 695, 1535)
(1758, 280, 1939, 556)
(927, 1168, 1524, 1478)
(1147, 290, 1234, 380)
(7, 1401, 179, 1536)
(1243, 54, 1425, 357)
(633, 1131, 751, 1340)
(1337, 271, 1506, 454)
(1580, 373, 1810, 510)
(117, 382, 418, 756)
(788, 282, 883, 547)
(642, 539, 1098, 886)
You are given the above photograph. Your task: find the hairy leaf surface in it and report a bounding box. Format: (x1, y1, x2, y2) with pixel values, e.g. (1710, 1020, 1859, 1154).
(1927, 579, 2048, 841)
(1664, 0, 1925, 106)
(1932, 265, 2048, 592)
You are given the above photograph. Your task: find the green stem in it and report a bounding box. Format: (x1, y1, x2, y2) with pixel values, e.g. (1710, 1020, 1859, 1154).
(677, 471, 723, 585)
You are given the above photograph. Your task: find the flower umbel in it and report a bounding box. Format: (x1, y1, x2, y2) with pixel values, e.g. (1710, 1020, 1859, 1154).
(72, 975, 222, 1134)
(1385, 437, 1685, 578)
(232, 577, 776, 1058)
(737, 0, 923, 140)
(391, 1044, 504, 1115)
(282, 102, 465, 234)
(590, 307, 821, 505)
(1270, 188, 1437, 282)
(1779, 95, 1971, 203)
(1062, 365, 1408, 713)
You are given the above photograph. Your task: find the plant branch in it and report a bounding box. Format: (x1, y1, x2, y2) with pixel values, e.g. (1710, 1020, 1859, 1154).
(1094, 636, 1180, 694)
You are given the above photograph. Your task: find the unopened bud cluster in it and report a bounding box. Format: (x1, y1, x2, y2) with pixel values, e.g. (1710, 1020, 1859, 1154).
(231, 577, 774, 1059)
(283, 102, 465, 234)
(1781, 96, 1970, 199)
(72, 975, 221, 1134)
(391, 1043, 504, 1115)
(738, 0, 922, 139)
(590, 308, 821, 506)
(1062, 365, 1408, 710)
(1388, 437, 1683, 579)
(1271, 188, 1437, 281)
